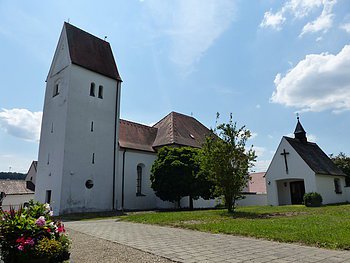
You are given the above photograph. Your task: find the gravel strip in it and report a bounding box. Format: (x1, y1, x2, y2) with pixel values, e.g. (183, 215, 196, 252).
(68, 228, 175, 263)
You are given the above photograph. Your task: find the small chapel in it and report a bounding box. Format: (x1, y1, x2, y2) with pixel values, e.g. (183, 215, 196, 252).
(34, 23, 216, 215)
(265, 117, 348, 205)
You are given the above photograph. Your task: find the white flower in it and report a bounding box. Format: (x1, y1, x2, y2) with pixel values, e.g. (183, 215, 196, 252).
(44, 203, 50, 211)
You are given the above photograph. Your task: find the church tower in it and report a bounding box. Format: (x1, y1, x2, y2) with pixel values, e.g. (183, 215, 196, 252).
(35, 23, 122, 215)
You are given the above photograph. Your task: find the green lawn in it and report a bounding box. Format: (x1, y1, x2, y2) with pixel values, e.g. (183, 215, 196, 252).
(121, 204, 350, 250)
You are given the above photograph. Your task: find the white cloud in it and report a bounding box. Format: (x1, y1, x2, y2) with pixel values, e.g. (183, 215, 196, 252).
(340, 23, 350, 33)
(0, 108, 42, 142)
(260, 0, 336, 36)
(250, 132, 258, 139)
(260, 10, 285, 30)
(144, 0, 236, 74)
(270, 44, 350, 112)
(256, 104, 261, 109)
(300, 0, 336, 36)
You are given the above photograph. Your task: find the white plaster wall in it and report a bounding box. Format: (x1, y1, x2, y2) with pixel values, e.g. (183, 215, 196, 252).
(344, 187, 350, 202)
(179, 197, 218, 209)
(36, 25, 121, 215)
(237, 194, 267, 207)
(26, 163, 37, 185)
(35, 27, 71, 215)
(2, 194, 34, 210)
(265, 137, 316, 205)
(60, 65, 119, 214)
(117, 149, 157, 210)
(315, 175, 348, 204)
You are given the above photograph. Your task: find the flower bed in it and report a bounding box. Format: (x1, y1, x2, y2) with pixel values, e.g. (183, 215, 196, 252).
(0, 200, 70, 263)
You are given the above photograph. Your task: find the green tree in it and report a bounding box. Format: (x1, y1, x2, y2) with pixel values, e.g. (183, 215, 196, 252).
(330, 152, 350, 186)
(150, 146, 213, 209)
(200, 113, 256, 212)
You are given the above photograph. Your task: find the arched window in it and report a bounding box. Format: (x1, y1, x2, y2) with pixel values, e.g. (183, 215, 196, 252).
(90, 82, 95, 96)
(98, 85, 103, 99)
(136, 165, 142, 195)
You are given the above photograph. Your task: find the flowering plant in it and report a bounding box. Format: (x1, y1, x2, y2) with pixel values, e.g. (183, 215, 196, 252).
(0, 200, 70, 263)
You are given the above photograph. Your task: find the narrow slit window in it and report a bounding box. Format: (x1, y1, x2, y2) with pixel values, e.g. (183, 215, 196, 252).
(98, 85, 103, 99)
(53, 84, 59, 97)
(92, 153, 95, 164)
(90, 83, 95, 97)
(91, 121, 94, 132)
(47, 153, 50, 165)
(45, 190, 52, 204)
(51, 123, 54, 133)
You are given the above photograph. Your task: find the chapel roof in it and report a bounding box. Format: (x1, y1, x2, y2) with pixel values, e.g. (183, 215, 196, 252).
(284, 136, 346, 176)
(0, 180, 34, 195)
(64, 22, 122, 81)
(118, 112, 211, 152)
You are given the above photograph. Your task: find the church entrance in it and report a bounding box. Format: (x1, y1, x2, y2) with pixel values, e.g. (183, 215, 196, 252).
(290, 181, 305, 204)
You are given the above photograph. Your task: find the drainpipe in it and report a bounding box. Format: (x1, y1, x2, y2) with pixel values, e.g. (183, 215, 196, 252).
(121, 148, 126, 211)
(112, 81, 120, 210)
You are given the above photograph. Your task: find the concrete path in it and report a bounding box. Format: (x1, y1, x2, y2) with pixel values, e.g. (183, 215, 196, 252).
(66, 219, 350, 263)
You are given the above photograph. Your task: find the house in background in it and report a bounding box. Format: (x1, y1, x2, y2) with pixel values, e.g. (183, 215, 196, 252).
(266, 118, 349, 206)
(0, 178, 34, 210)
(25, 161, 37, 191)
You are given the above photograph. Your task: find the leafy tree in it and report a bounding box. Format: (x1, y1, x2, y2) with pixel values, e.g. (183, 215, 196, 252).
(200, 113, 256, 212)
(330, 152, 350, 186)
(150, 146, 214, 209)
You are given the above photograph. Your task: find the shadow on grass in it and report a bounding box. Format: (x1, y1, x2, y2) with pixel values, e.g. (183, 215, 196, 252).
(218, 210, 309, 219)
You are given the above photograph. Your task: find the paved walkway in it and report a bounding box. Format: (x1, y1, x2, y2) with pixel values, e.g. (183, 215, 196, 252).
(66, 219, 350, 263)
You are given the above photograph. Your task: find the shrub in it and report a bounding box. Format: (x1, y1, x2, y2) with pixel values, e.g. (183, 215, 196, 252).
(303, 192, 323, 207)
(0, 200, 70, 263)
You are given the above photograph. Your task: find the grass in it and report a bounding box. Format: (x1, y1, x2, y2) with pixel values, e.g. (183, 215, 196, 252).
(120, 204, 350, 250)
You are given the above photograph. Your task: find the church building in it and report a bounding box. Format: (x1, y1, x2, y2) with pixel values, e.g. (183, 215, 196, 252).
(265, 118, 348, 206)
(34, 23, 214, 215)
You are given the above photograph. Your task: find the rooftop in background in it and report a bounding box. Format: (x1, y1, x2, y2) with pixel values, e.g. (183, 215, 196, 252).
(0, 180, 34, 195)
(64, 22, 122, 81)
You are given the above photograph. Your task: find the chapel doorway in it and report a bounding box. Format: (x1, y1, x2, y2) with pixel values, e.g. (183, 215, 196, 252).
(290, 181, 305, 204)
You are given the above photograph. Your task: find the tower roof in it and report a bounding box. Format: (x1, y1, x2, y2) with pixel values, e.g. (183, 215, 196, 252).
(294, 117, 307, 142)
(64, 22, 122, 81)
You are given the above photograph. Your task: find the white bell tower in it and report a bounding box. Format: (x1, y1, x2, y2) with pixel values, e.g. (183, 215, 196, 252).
(35, 23, 122, 215)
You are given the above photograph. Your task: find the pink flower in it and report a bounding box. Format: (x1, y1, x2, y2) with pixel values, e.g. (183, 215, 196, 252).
(35, 216, 46, 227)
(24, 237, 35, 246)
(18, 245, 24, 251)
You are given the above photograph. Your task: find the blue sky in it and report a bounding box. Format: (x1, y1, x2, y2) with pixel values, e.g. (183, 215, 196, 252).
(1, 0, 349, 173)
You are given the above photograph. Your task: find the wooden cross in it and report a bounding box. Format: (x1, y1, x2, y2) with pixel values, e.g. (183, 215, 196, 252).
(280, 149, 290, 174)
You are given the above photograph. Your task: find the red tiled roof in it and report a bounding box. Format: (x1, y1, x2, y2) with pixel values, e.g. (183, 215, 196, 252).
(64, 23, 122, 81)
(119, 112, 211, 152)
(152, 112, 211, 148)
(248, 172, 267, 193)
(119, 119, 157, 152)
(0, 180, 34, 195)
